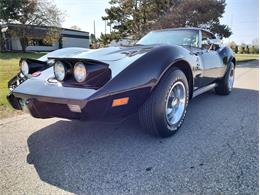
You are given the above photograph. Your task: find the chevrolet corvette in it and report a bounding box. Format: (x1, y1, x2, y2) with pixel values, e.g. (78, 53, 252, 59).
(7, 28, 236, 137)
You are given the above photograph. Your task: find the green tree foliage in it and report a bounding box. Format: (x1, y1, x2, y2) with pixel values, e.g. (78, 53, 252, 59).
(0, 0, 22, 23)
(251, 39, 259, 54)
(0, 0, 64, 52)
(234, 45, 238, 54)
(230, 41, 259, 54)
(239, 44, 245, 54)
(228, 41, 238, 53)
(102, 0, 180, 39)
(244, 45, 249, 54)
(97, 31, 122, 46)
(237, 44, 259, 54)
(98, 33, 111, 46)
(103, 0, 232, 40)
(249, 45, 258, 54)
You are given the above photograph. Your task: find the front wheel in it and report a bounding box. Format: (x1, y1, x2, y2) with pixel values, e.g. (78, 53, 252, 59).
(138, 67, 189, 137)
(215, 62, 235, 95)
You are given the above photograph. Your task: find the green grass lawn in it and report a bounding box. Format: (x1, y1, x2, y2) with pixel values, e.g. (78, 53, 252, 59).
(236, 54, 259, 62)
(0, 52, 45, 118)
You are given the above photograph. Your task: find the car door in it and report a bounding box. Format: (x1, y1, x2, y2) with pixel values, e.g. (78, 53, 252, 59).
(196, 30, 225, 87)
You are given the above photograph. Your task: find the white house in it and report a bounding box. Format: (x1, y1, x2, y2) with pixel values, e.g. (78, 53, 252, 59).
(0, 24, 90, 52)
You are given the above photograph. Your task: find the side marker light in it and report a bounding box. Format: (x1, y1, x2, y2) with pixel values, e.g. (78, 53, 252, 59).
(112, 97, 129, 107)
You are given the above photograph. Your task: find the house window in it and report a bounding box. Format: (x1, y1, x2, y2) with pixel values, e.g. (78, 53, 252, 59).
(28, 39, 52, 46)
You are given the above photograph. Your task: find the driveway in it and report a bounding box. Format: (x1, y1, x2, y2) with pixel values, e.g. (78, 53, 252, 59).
(0, 60, 258, 195)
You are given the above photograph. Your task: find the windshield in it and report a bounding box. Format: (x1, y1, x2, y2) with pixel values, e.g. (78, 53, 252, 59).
(136, 30, 199, 47)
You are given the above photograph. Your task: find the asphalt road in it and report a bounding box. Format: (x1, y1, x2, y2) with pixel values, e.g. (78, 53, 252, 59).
(0, 60, 259, 195)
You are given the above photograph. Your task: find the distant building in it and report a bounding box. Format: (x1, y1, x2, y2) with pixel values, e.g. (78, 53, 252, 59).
(0, 24, 89, 52)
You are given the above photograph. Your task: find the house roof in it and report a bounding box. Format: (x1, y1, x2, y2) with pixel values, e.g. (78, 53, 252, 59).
(1, 23, 89, 34)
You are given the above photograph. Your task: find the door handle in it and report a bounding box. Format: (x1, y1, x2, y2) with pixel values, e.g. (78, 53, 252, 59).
(193, 51, 203, 56)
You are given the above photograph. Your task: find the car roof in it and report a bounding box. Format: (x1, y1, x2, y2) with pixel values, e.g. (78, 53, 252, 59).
(152, 27, 213, 34)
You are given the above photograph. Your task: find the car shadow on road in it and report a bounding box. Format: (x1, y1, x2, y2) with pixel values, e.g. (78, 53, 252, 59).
(27, 88, 259, 194)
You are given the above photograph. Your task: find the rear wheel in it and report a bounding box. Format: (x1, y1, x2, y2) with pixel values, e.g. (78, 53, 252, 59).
(138, 67, 189, 137)
(215, 62, 235, 95)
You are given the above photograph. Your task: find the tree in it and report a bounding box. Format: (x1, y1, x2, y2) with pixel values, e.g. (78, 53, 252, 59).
(245, 45, 250, 54)
(97, 31, 122, 46)
(209, 22, 231, 38)
(102, 0, 134, 38)
(249, 45, 257, 54)
(228, 41, 236, 48)
(98, 33, 111, 47)
(0, 0, 22, 23)
(239, 44, 245, 54)
(70, 25, 81, 31)
(42, 27, 61, 45)
(251, 38, 259, 54)
(153, 0, 231, 38)
(103, 0, 232, 40)
(0, 0, 64, 52)
(228, 41, 237, 53)
(234, 45, 238, 54)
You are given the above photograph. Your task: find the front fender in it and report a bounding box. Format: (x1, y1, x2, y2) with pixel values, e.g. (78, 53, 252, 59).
(218, 46, 235, 68)
(89, 45, 196, 102)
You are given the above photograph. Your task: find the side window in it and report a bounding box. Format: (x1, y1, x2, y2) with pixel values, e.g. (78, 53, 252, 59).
(191, 31, 199, 48)
(201, 31, 215, 50)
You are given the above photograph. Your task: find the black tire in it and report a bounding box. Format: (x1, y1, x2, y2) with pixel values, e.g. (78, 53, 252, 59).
(215, 62, 235, 95)
(138, 67, 189, 137)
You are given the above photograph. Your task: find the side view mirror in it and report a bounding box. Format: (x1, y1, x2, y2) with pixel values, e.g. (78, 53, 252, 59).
(207, 38, 221, 45)
(201, 38, 221, 51)
(201, 39, 215, 46)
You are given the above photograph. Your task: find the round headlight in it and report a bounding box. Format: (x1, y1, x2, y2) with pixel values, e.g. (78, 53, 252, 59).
(74, 62, 87, 83)
(54, 61, 66, 81)
(20, 60, 29, 75)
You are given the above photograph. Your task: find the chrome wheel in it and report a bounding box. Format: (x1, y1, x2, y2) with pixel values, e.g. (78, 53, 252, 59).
(228, 65, 235, 90)
(165, 81, 186, 127)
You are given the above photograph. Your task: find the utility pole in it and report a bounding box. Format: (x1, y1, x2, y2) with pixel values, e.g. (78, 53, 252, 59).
(105, 20, 107, 35)
(93, 20, 96, 38)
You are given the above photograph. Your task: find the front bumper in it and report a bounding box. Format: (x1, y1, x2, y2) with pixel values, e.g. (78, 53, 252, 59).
(7, 93, 22, 110)
(13, 78, 96, 108)
(7, 75, 150, 120)
(7, 77, 105, 119)
(6, 74, 27, 110)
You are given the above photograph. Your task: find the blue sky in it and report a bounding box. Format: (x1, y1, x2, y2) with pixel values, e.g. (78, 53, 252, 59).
(220, 0, 259, 44)
(53, 0, 259, 44)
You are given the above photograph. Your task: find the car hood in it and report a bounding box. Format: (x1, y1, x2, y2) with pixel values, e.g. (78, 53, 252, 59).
(38, 45, 164, 77)
(38, 44, 187, 78)
(40, 45, 159, 63)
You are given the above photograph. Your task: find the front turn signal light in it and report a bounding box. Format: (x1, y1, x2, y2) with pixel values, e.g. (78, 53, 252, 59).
(112, 97, 129, 107)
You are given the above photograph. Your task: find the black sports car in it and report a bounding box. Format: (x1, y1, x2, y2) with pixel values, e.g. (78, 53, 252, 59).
(7, 28, 236, 137)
